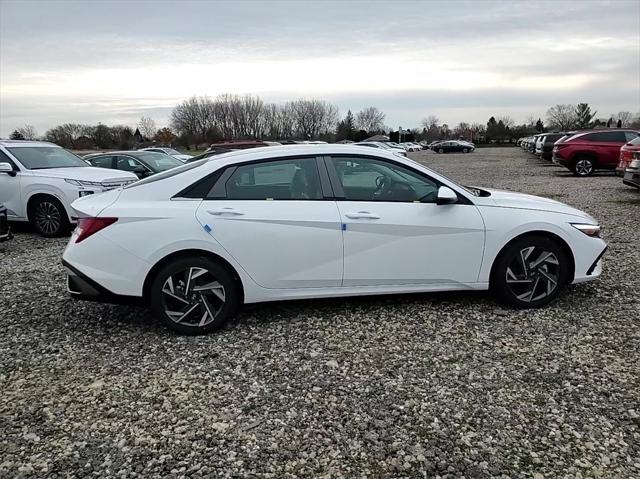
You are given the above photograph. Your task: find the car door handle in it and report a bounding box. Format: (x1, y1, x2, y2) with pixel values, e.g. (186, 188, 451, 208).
(344, 211, 380, 220)
(207, 208, 244, 216)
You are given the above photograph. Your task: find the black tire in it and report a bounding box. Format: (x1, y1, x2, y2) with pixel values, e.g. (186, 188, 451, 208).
(28, 196, 70, 237)
(438, 148, 444, 154)
(462, 148, 469, 153)
(491, 235, 569, 309)
(150, 256, 240, 335)
(572, 156, 595, 177)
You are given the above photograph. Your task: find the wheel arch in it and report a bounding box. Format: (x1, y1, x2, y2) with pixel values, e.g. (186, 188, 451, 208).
(26, 192, 73, 222)
(489, 230, 575, 285)
(142, 249, 245, 305)
(571, 149, 599, 165)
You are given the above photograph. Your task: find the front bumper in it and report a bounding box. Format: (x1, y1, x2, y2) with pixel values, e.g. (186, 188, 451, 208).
(0, 228, 12, 243)
(0, 212, 12, 242)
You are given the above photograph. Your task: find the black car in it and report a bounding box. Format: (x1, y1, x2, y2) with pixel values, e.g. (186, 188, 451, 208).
(84, 151, 184, 178)
(538, 133, 566, 161)
(432, 141, 475, 153)
(0, 203, 12, 243)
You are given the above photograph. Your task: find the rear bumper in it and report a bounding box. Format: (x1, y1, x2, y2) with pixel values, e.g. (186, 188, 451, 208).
(63, 260, 143, 305)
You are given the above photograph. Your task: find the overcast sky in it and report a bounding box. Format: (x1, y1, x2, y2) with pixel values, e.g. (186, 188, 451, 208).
(1, 0, 639, 136)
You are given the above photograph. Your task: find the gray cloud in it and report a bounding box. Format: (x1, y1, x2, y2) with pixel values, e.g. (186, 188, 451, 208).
(1, 0, 638, 135)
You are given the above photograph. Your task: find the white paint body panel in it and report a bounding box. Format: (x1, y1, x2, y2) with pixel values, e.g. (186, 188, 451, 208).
(61, 145, 607, 304)
(336, 201, 485, 286)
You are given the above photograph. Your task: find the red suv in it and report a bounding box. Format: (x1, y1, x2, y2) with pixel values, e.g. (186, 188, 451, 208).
(552, 129, 640, 176)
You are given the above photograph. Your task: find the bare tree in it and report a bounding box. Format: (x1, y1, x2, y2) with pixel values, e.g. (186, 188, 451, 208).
(497, 116, 515, 129)
(290, 99, 338, 139)
(614, 111, 633, 127)
(421, 115, 439, 129)
(546, 104, 577, 130)
(355, 107, 385, 132)
(16, 125, 38, 140)
(138, 116, 157, 139)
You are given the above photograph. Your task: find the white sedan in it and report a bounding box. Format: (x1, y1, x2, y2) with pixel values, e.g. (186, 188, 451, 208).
(63, 145, 607, 334)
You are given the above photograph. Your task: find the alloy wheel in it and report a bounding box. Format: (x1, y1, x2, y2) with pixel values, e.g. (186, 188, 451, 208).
(161, 267, 226, 327)
(575, 159, 593, 176)
(34, 201, 62, 235)
(505, 246, 560, 303)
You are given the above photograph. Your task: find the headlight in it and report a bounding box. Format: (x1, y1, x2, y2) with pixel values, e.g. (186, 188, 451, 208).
(65, 179, 104, 187)
(571, 223, 601, 238)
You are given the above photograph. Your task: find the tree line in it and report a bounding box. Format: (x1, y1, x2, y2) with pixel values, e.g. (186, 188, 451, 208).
(8, 95, 639, 149)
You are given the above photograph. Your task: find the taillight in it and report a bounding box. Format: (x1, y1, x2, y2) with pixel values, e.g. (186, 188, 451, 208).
(620, 149, 633, 160)
(75, 217, 118, 243)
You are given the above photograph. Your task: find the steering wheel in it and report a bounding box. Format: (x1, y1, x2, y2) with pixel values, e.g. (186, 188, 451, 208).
(373, 174, 390, 199)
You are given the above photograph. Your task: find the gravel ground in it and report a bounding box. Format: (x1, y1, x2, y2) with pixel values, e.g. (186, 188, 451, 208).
(1, 147, 638, 478)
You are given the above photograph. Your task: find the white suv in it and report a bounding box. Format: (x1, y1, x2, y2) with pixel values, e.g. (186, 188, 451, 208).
(0, 140, 138, 237)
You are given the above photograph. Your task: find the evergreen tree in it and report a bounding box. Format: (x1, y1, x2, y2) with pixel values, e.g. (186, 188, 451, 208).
(9, 130, 25, 140)
(574, 103, 597, 129)
(535, 119, 544, 132)
(336, 110, 356, 141)
(486, 116, 498, 141)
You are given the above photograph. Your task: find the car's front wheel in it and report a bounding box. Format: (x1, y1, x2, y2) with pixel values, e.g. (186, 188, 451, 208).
(29, 196, 70, 237)
(438, 148, 444, 154)
(462, 148, 469, 153)
(150, 256, 240, 334)
(491, 235, 569, 308)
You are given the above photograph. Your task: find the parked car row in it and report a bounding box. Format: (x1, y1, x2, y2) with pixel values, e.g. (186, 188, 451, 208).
(519, 130, 640, 184)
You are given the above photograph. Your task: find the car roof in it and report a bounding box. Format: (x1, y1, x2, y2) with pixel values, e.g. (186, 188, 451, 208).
(198, 144, 402, 166)
(0, 140, 59, 148)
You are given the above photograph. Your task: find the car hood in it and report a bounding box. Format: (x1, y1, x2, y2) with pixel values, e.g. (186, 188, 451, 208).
(29, 167, 137, 182)
(481, 188, 595, 221)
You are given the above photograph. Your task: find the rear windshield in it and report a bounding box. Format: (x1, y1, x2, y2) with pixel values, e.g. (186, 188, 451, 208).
(125, 158, 208, 188)
(8, 146, 87, 169)
(629, 136, 640, 146)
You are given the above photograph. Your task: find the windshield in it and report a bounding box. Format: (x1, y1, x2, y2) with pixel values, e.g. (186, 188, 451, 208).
(8, 146, 87, 169)
(137, 152, 183, 171)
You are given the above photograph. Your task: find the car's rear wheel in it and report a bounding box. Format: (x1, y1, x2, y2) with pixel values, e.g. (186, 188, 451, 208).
(150, 256, 240, 335)
(29, 196, 69, 237)
(438, 148, 444, 154)
(463, 148, 469, 153)
(572, 157, 595, 177)
(491, 235, 569, 309)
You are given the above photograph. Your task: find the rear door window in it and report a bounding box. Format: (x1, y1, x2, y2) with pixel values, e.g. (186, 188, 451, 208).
(225, 157, 322, 200)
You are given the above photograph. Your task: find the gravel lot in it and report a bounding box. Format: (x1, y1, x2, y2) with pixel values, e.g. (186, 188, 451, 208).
(1, 147, 638, 478)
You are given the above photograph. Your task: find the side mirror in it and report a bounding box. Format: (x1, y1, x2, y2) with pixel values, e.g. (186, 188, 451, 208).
(436, 186, 458, 205)
(0, 162, 16, 177)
